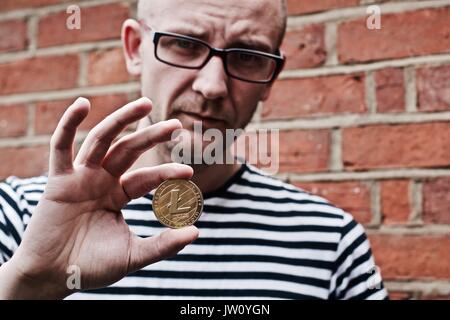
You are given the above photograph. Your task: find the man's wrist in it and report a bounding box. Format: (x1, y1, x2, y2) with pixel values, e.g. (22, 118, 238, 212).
(0, 258, 72, 300)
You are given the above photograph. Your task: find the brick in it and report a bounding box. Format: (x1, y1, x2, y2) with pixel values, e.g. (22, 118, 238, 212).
(278, 130, 330, 173)
(423, 178, 450, 224)
(338, 7, 450, 63)
(369, 234, 450, 280)
(343, 123, 450, 171)
(0, 104, 28, 138)
(389, 291, 413, 300)
(0, 0, 62, 12)
(0, 145, 49, 180)
(38, 3, 130, 47)
(0, 19, 28, 53)
(35, 94, 130, 134)
(380, 180, 411, 225)
(294, 181, 371, 224)
(262, 74, 366, 120)
(420, 294, 450, 300)
(88, 47, 134, 86)
(0, 55, 79, 95)
(417, 65, 450, 112)
(375, 68, 405, 113)
(287, 0, 358, 15)
(281, 24, 326, 70)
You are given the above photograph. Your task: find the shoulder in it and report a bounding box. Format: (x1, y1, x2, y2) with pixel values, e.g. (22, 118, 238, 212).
(237, 165, 370, 250)
(0, 176, 47, 262)
(238, 164, 351, 224)
(0, 175, 47, 216)
(1, 175, 47, 196)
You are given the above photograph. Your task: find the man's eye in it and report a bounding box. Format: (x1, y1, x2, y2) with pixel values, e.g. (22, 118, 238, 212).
(175, 39, 193, 49)
(172, 39, 202, 51)
(238, 53, 256, 62)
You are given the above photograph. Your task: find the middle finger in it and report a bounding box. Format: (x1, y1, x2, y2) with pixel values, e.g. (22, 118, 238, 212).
(74, 97, 152, 167)
(102, 118, 183, 177)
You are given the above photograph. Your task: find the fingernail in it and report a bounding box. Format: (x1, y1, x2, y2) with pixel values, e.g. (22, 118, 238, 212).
(138, 97, 152, 104)
(167, 118, 182, 127)
(75, 97, 90, 106)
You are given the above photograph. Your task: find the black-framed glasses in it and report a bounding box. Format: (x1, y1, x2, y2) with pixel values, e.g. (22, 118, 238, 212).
(139, 20, 285, 84)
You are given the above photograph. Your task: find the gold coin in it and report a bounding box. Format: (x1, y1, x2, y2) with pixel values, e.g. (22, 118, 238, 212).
(152, 179, 203, 229)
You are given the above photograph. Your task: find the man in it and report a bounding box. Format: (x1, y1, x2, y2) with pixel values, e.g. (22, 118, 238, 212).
(0, 0, 388, 299)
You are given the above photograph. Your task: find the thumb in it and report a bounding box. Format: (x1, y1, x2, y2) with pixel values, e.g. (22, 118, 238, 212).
(128, 226, 199, 273)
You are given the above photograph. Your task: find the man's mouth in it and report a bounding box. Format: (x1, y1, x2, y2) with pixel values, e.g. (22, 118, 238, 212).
(178, 111, 226, 125)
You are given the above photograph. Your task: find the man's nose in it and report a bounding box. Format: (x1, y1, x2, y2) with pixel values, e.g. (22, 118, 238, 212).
(192, 56, 229, 100)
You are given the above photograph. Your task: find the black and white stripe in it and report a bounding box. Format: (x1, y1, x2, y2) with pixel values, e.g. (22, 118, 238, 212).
(0, 164, 388, 300)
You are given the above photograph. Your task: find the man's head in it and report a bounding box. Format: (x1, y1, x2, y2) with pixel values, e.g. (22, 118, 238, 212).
(122, 0, 287, 160)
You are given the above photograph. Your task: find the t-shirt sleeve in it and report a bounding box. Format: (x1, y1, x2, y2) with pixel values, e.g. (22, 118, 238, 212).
(0, 177, 29, 265)
(329, 212, 389, 300)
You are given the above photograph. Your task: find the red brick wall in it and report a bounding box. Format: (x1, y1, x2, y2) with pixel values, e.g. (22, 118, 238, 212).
(0, 0, 449, 299)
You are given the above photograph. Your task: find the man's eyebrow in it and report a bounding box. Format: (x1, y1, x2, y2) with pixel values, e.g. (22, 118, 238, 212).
(161, 26, 209, 40)
(228, 40, 273, 53)
(158, 26, 274, 52)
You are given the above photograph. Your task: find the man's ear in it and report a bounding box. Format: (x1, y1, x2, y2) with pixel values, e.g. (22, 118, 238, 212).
(121, 19, 142, 76)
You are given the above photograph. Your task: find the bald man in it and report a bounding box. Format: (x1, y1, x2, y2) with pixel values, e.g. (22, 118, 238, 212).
(0, 0, 387, 300)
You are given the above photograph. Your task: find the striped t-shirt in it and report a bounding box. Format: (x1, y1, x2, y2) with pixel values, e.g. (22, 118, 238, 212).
(0, 163, 388, 299)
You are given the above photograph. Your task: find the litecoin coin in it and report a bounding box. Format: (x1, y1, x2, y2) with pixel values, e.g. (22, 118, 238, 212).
(153, 179, 203, 228)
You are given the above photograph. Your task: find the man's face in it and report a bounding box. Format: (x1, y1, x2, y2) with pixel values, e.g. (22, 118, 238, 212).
(125, 0, 283, 155)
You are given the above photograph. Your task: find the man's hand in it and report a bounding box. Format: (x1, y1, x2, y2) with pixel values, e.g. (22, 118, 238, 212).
(0, 97, 198, 299)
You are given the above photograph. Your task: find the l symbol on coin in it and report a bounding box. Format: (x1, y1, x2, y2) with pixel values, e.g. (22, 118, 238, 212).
(168, 189, 190, 214)
(153, 179, 204, 228)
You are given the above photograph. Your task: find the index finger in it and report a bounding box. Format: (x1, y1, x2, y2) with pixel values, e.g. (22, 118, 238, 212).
(49, 97, 90, 176)
(74, 97, 152, 167)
